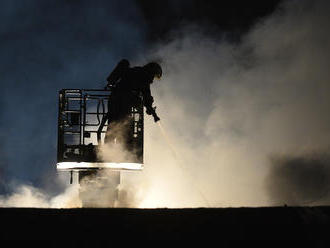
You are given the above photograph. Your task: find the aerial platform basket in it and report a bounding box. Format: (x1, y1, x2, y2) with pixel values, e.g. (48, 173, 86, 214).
(57, 89, 144, 172)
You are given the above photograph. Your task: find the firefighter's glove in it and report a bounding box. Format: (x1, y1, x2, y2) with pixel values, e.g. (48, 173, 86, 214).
(146, 106, 160, 122)
(153, 114, 160, 122)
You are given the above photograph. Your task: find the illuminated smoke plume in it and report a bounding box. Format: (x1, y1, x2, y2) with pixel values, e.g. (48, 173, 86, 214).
(121, 0, 330, 207)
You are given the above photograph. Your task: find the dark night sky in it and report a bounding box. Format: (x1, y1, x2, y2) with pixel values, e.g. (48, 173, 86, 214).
(138, 0, 281, 42)
(0, 0, 282, 194)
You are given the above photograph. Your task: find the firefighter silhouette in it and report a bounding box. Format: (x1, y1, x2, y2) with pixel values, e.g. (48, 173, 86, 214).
(104, 59, 161, 150)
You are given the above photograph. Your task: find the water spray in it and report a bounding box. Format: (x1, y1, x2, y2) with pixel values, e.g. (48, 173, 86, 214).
(157, 121, 178, 159)
(156, 121, 211, 207)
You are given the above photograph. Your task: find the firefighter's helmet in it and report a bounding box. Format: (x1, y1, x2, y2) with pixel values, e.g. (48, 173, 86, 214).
(144, 62, 162, 79)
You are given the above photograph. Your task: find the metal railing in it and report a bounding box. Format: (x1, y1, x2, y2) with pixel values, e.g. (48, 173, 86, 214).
(57, 89, 144, 165)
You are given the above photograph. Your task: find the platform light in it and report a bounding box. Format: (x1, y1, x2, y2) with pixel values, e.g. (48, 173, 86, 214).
(57, 162, 143, 171)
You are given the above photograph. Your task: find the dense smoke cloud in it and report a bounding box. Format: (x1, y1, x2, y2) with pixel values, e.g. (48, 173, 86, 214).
(126, 0, 330, 207)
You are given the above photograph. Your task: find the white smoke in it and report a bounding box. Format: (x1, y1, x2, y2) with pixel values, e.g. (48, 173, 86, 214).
(123, 0, 330, 207)
(0, 184, 81, 208)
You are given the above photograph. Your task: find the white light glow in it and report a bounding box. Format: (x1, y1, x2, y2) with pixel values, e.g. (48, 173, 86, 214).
(57, 162, 143, 171)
